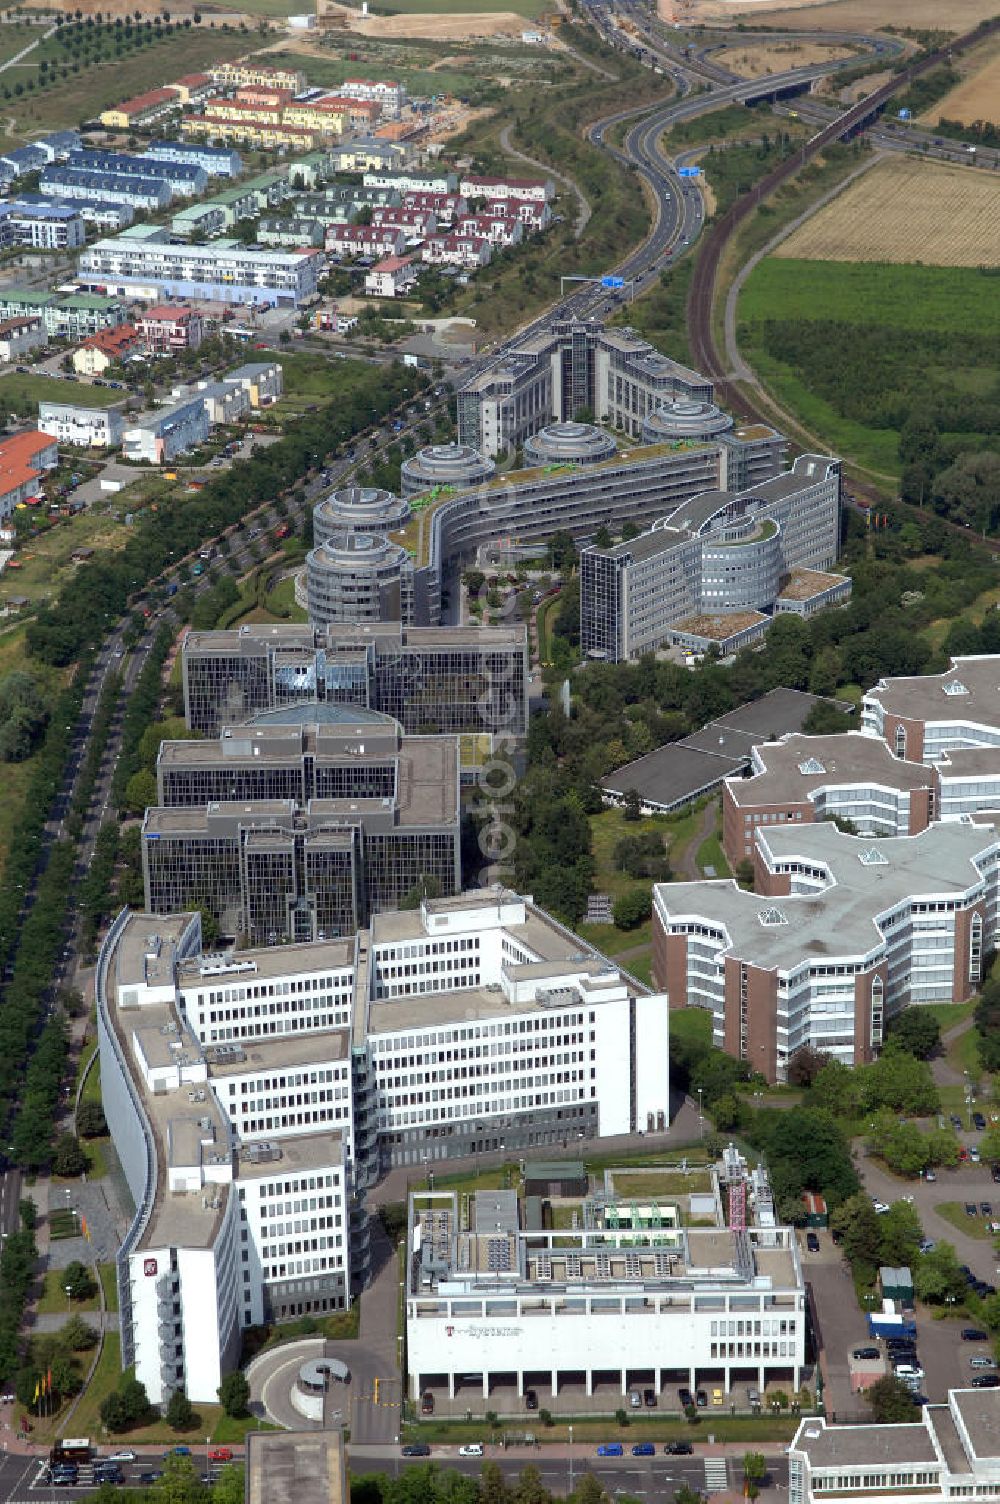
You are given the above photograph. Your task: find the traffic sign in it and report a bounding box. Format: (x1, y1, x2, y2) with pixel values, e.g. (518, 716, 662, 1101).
(601, 275, 625, 288)
(678, 166, 700, 178)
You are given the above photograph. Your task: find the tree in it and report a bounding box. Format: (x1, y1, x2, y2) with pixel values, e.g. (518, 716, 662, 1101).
(878, 1200, 922, 1266)
(53, 1133, 87, 1177)
(862, 1044, 938, 1117)
(979, 1126, 1000, 1166)
(166, 1388, 196, 1431)
(62, 1314, 98, 1351)
(76, 1100, 107, 1139)
(217, 1370, 250, 1418)
(787, 1046, 828, 1088)
(870, 1118, 930, 1179)
(622, 788, 642, 822)
(123, 768, 157, 814)
(866, 1374, 921, 1423)
(913, 1241, 967, 1305)
(809, 1058, 863, 1118)
(743, 1454, 767, 1498)
(613, 889, 652, 930)
(735, 857, 755, 890)
(481, 1462, 512, 1504)
(63, 1261, 97, 1301)
(831, 1193, 882, 1278)
(593, 524, 612, 549)
(887, 1008, 941, 1060)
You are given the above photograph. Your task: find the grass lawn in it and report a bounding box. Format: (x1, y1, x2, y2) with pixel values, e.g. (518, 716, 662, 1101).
(607, 1168, 713, 1196)
(923, 1001, 978, 1031)
(696, 829, 731, 878)
(935, 1201, 992, 1239)
(49, 1209, 80, 1240)
(100, 1263, 118, 1314)
(265, 574, 307, 622)
(0, 507, 131, 612)
(669, 1006, 713, 1050)
(948, 1024, 983, 1079)
(36, 1270, 99, 1316)
(42, 1332, 120, 1442)
(0, 373, 124, 410)
(588, 806, 671, 901)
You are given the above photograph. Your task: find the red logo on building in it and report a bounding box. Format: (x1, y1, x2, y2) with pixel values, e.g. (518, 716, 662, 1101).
(143, 1258, 158, 1277)
(446, 1326, 454, 1337)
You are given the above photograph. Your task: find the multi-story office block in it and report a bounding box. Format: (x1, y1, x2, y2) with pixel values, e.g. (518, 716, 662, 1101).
(97, 910, 353, 1404)
(306, 533, 414, 625)
(789, 1386, 1000, 1504)
(640, 403, 786, 492)
(98, 889, 670, 1401)
(181, 621, 529, 742)
(862, 655, 1000, 764)
(143, 719, 461, 941)
(457, 317, 713, 457)
(580, 455, 846, 661)
(407, 1145, 804, 1412)
(721, 731, 936, 866)
(652, 820, 1000, 1082)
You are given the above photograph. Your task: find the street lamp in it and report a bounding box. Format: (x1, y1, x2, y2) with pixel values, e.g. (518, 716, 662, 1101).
(697, 1088, 704, 1139)
(65, 1285, 71, 1313)
(569, 1424, 573, 1495)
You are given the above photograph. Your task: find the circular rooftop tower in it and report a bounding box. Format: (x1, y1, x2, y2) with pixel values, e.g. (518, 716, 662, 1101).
(313, 486, 409, 547)
(641, 399, 733, 445)
(305, 532, 411, 626)
(523, 421, 617, 468)
(400, 443, 495, 499)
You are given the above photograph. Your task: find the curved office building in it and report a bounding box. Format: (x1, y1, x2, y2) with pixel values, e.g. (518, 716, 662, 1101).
(313, 487, 409, 546)
(523, 421, 617, 468)
(306, 532, 413, 625)
(400, 443, 496, 498)
(699, 516, 784, 612)
(642, 399, 733, 445)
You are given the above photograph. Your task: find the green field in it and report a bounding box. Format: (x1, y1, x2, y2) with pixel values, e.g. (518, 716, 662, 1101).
(277, 49, 491, 100)
(739, 258, 1000, 478)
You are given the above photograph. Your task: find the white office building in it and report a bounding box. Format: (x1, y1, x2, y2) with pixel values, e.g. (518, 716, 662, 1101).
(789, 1386, 1000, 1504)
(863, 655, 1000, 765)
(78, 232, 322, 307)
(407, 1146, 806, 1412)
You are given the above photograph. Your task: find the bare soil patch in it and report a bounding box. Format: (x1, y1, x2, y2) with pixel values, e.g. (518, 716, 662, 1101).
(716, 38, 854, 77)
(775, 156, 1000, 267)
(923, 39, 1000, 126)
(658, 0, 1000, 29)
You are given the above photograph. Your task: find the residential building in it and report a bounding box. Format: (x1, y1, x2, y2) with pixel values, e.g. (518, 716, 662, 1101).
(862, 654, 1000, 764)
(0, 198, 85, 250)
(579, 455, 846, 662)
(326, 223, 406, 259)
(179, 620, 530, 741)
(136, 305, 203, 354)
(407, 1151, 805, 1411)
(77, 200, 134, 232)
(224, 361, 283, 408)
(370, 206, 436, 237)
(364, 255, 417, 298)
(364, 168, 456, 196)
(99, 87, 180, 129)
(341, 78, 405, 119)
(78, 233, 321, 308)
(66, 149, 207, 199)
(331, 141, 408, 174)
(166, 73, 214, 106)
(171, 203, 228, 241)
(210, 62, 307, 93)
(182, 115, 324, 154)
(40, 166, 171, 212)
(281, 100, 350, 135)
(123, 397, 210, 464)
(457, 317, 715, 457)
(142, 716, 461, 941)
(0, 289, 124, 340)
(789, 1385, 1000, 1504)
(73, 323, 141, 376)
(420, 234, 491, 269)
(402, 190, 466, 225)
(0, 428, 58, 521)
(38, 400, 126, 450)
(462, 212, 523, 248)
(190, 379, 249, 426)
(721, 731, 936, 867)
(0, 316, 45, 362)
(258, 217, 325, 249)
(459, 173, 554, 204)
(651, 819, 1000, 1081)
(145, 140, 243, 178)
(485, 197, 549, 232)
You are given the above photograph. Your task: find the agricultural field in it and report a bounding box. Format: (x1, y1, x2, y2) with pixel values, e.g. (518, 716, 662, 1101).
(684, 0, 1000, 29)
(775, 158, 1000, 268)
(923, 40, 1000, 126)
(0, 24, 247, 134)
(739, 256, 1000, 476)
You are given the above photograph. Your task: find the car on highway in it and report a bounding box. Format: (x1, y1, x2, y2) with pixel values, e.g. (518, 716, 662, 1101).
(401, 1445, 431, 1457)
(459, 1445, 484, 1458)
(664, 1442, 693, 1456)
(597, 1445, 624, 1457)
(632, 1444, 655, 1457)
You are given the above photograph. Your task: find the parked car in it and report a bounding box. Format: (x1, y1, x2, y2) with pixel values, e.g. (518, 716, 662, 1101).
(966, 1203, 979, 1217)
(459, 1445, 484, 1458)
(696, 1389, 708, 1408)
(924, 1170, 936, 1182)
(962, 1328, 989, 1341)
(951, 1115, 963, 1128)
(632, 1444, 656, 1457)
(972, 1147, 982, 1163)
(853, 1347, 881, 1361)
(597, 1445, 624, 1457)
(208, 1449, 233, 1463)
(166, 1449, 192, 1458)
(991, 1163, 1000, 1184)
(919, 1239, 936, 1253)
(970, 1357, 997, 1369)
(525, 1389, 538, 1411)
(421, 1392, 434, 1415)
(402, 1445, 431, 1458)
(982, 1203, 993, 1217)
(974, 1113, 987, 1130)
(678, 1387, 694, 1409)
(628, 1389, 642, 1410)
(806, 1232, 820, 1252)
(973, 1375, 1000, 1387)
(665, 1442, 693, 1456)
(643, 1389, 657, 1408)
(109, 1453, 136, 1464)
(872, 1200, 890, 1214)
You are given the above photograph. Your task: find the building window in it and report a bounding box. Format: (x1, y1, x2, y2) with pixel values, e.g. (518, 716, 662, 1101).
(871, 975, 884, 1048)
(894, 724, 907, 760)
(971, 911, 983, 985)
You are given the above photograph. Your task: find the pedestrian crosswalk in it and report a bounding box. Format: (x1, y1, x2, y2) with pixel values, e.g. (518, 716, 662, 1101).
(704, 1458, 729, 1493)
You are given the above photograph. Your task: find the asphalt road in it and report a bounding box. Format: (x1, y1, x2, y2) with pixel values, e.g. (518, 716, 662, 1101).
(0, 1448, 791, 1504)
